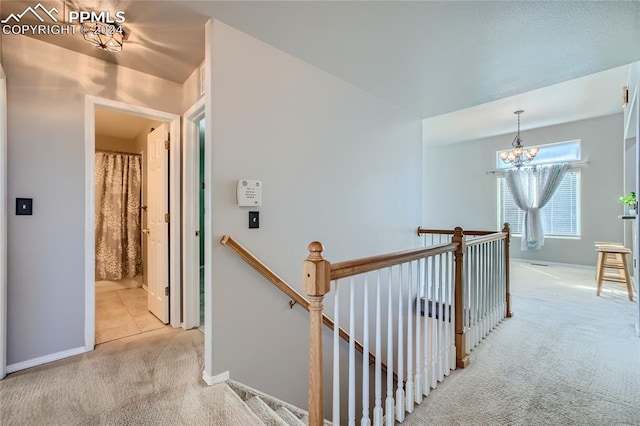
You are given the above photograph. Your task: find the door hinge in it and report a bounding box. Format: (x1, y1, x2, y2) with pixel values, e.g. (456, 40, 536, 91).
(164, 287, 169, 296)
(164, 213, 170, 223)
(164, 140, 170, 150)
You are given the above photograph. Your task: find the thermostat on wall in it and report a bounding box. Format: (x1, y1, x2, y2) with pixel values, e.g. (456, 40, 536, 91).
(237, 179, 262, 206)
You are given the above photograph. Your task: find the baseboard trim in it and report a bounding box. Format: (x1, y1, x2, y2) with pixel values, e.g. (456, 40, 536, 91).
(511, 258, 595, 270)
(203, 370, 229, 386)
(6, 346, 89, 374)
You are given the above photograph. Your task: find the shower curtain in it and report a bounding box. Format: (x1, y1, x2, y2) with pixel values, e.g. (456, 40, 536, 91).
(95, 152, 143, 280)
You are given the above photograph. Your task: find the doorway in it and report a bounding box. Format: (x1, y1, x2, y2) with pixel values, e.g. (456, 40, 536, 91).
(182, 97, 206, 331)
(84, 96, 181, 350)
(93, 109, 168, 343)
(198, 118, 205, 327)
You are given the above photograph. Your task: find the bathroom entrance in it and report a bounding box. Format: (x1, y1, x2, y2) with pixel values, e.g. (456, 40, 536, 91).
(85, 96, 182, 349)
(93, 108, 170, 344)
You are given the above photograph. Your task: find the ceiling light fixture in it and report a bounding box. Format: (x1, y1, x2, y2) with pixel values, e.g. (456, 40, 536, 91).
(499, 110, 539, 168)
(81, 21, 124, 53)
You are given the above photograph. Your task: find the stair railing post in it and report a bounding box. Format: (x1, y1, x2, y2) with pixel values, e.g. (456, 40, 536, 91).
(452, 227, 469, 368)
(502, 223, 513, 317)
(303, 242, 331, 426)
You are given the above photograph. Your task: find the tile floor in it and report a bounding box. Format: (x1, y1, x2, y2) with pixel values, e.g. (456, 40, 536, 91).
(95, 285, 166, 344)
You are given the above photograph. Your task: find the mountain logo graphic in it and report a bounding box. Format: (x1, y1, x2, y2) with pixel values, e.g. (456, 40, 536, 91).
(1, 3, 59, 24)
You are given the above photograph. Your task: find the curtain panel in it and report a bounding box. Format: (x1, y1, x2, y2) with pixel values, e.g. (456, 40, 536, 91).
(95, 152, 143, 280)
(505, 163, 569, 251)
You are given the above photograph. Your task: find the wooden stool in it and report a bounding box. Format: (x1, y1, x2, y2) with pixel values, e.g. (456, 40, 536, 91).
(595, 245, 634, 301)
(594, 242, 624, 282)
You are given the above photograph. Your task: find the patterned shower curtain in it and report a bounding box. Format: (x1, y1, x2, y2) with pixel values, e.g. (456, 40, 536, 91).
(95, 152, 143, 280)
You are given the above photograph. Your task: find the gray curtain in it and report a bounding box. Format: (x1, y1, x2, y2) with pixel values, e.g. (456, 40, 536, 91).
(95, 152, 143, 280)
(505, 163, 569, 251)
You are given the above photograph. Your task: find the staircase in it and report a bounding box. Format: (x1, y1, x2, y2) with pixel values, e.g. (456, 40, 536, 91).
(217, 379, 330, 425)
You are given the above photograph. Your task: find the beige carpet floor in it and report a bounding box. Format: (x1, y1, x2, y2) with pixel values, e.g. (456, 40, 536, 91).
(0, 328, 260, 425)
(1, 261, 638, 425)
(404, 261, 640, 426)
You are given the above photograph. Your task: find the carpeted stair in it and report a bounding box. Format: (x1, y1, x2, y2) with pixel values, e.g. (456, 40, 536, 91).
(226, 379, 316, 425)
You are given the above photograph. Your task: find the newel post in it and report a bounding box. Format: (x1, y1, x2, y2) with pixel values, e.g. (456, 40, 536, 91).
(502, 223, 513, 318)
(302, 242, 331, 426)
(452, 227, 469, 368)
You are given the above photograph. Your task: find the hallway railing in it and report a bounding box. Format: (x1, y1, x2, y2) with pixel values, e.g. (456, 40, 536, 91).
(304, 224, 511, 425)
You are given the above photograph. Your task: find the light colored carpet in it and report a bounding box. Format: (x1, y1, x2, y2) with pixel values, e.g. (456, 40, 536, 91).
(1, 262, 638, 425)
(0, 328, 261, 425)
(403, 261, 640, 425)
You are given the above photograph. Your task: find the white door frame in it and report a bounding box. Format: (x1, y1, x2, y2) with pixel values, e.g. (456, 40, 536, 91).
(0, 65, 7, 379)
(182, 97, 206, 330)
(84, 95, 181, 350)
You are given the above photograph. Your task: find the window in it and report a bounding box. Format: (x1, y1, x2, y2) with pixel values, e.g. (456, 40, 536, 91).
(496, 140, 581, 237)
(498, 171, 580, 237)
(496, 140, 580, 169)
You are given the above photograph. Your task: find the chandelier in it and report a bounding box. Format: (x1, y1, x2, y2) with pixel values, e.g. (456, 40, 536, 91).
(499, 110, 539, 168)
(81, 21, 124, 53)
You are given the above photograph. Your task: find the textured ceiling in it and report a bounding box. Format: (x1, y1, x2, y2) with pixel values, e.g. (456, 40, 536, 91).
(188, 1, 640, 120)
(3, 1, 639, 144)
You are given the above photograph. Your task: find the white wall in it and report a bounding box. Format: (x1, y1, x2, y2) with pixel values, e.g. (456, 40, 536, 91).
(424, 114, 624, 266)
(183, 61, 204, 110)
(2, 35, 185, 366)
(208, 21, 423, 411)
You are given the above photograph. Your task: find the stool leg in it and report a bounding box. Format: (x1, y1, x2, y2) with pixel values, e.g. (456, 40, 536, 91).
(596, 251, 603, 281)
(621, 255, 634, 302)
(596, 252, 605, 296)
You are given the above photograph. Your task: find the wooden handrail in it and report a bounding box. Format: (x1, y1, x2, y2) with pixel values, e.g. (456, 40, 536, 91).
(417, 227, 494, 236)
(463, 231, 506, 248)
(221, 235, 309, 309)
(220, 235, 386, 373)
(330, 242, 457, 280)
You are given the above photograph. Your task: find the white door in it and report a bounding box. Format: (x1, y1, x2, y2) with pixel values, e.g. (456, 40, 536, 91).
(147, 124, 169, 323)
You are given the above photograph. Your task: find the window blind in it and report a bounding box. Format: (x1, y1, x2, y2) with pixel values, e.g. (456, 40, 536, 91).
(498, 170, 580, 237)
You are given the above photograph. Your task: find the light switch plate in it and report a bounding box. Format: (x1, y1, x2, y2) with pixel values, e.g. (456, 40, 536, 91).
(16, 198, 33, 215)
(249, 211, 259, 229)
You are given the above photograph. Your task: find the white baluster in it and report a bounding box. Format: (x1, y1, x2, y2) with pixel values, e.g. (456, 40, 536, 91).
(333, 281, 340, 425)
(437, 254, 444, 383)
(470, 245, 476, 349)
(500, 240, 504, 320)
(361, 276, 371, 426)
(482, 243, 488, 340)
(396, 265, 405, 423)
(414, 259, 423, 405)
(349, 278, 356, 426)
(481, 243, 487, 337)
(406, 262, 414, 413)
(491, 241, 497, 329)
(385, 268, 394, 426)
(422, 257, 430, 397)
(448, 252, 456, 371)
(443, 252, 451, 376)
(430, 255, 437, 389)
(490, 242, 495, 327)
(373, 271, 383, 426)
